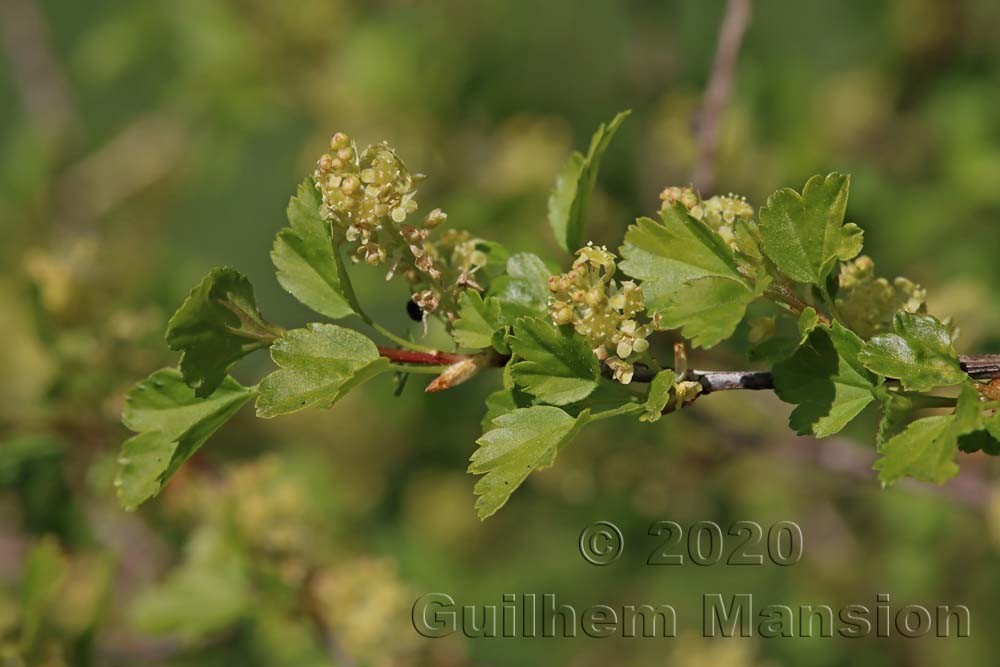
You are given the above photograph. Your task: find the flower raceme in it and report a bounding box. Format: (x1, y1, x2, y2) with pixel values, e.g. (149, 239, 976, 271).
(315, 131, 422, 266)
(835, 255, 928, 338)
(119, 111, 1000, 523)
(660, 185, 754, 250)
(548, 243, 657, 384)
(314, 133, 500, 323)
(314, 132, 454, 316)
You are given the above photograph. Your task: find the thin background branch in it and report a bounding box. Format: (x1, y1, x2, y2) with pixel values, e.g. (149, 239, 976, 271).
(0, 0, 77, 136)
(692, 0, 753, 194)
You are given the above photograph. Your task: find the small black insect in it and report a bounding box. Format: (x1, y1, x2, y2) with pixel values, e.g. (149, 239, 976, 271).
(406, 299, 423, 322)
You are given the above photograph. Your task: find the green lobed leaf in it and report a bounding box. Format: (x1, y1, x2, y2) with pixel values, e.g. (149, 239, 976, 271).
(548, 153, 585, 250)
(773, 322, 878, 437)
(658, 274, 767, 348)
(748, 307, 820, 363)
(575, 379, 643, 417)
(640, 370, 676, 423)
(874, 384, 984, 484)
(508, 317, 600, 406)
(733, 218, 763, 261)
(452, 291, 505, 350)
(166, 267, 280, 397)
(957, 389, 1000, 454)
(758, 173, 863, 286)
(858, 312, 965, 392)
(957, 429, 1000, 456)
(489, 253, 553, 321)
(873, 385, 914, 450)
(470, 406, 589, 520)
(619, 205, 746, 313)
(256, 323, 390, 418)
(480, 389, 533, 432)
(951, 381, 985, 434)
(272, 178, 355, 320)
(116, 369, 254, 510)
(481, 390, 517, 431)
(874, 416, 956, 485)
(547, 110, 630, 252)
(797, 307, 821, 336)
(990, 412, 1000, 442)
(478, 239, 512, 273)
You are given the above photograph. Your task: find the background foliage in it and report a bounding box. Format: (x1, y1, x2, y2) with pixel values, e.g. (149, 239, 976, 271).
(2, 0, 1000, 664)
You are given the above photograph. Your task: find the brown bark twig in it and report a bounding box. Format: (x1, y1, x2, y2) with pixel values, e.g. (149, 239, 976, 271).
(632, 354, 1000, 392)
(380, 345, 1000, 394)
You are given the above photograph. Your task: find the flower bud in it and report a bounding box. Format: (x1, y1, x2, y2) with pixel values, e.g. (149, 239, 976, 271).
(546, 244, 658, 384)
(426, 356, 490, 393)
(341, 176, 360, 195)
(553, 306, 574, 325)
(331, 132, 350, 150)
(423, 208, 447, 229)
(659, 185, 700, 212)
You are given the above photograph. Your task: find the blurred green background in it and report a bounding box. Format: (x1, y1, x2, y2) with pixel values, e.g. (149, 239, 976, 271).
(2, 0, 1000, 664)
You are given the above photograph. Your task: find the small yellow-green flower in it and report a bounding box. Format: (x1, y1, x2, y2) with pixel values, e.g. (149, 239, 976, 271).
(548, 243, 658, 384)
(836, 255, 927, 338)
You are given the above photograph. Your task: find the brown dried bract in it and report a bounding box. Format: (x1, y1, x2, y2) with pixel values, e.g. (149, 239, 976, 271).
(978, 379, 1000, 402)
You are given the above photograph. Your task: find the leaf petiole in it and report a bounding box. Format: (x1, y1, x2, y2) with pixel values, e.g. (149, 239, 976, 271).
(373, 323, 439, 354)
(330, 237, 440, 354)
(896, 392, 957, 409)
(589, 403, 644, 422)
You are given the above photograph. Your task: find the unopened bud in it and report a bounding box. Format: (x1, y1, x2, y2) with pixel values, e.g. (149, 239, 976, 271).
(341, 176, 360, 195)
(331, 132, 350, 150)
(423, 208, 447, 229)
(426, 356, 488, 392)
(553, 306, 574, 325)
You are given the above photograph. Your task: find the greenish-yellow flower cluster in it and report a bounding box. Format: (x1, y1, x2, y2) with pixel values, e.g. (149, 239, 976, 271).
(313, 134, 501, 324)
(314, 132, 445, 278)
(836, 255, 927, 338)
(659, 186, 754, 248)
(659, 185, 700, 212)
(314, 133, 500, 321)
(548, 244, 659, 384)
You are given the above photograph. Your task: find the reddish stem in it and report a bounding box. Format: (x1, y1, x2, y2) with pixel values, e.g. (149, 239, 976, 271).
(377, 346, 468, 365)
